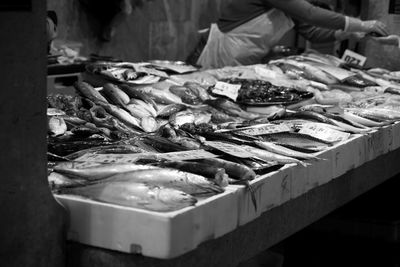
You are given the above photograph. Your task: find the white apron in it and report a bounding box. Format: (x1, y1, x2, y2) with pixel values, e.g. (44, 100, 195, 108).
(197, 8, 295, 69)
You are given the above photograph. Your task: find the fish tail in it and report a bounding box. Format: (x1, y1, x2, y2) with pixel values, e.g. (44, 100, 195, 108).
(245, 181, 258, 212)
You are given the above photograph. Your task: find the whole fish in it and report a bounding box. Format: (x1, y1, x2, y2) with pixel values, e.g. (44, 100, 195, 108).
(168, 136, 202, 150)
(54, 162, 159, 181)
(158, 161, 229, 187)
(65, 144, 147, 160)
(59, 182, 197, 212)
(198, 158, 256, 181)
(98, 102, 142, 130)
(74, 81, 109, 103)
(201, 106, 240, 123)
(157, 104, 187, 118)
(343, 111, 386, 127)
(48, 116, 67, 137)
(274, 59, 338, 84)
(102, 83, 130, 106)
(119, 84, 159, 111)
(140, 135, 190, 152)
(137, 86, 183, 105)
(254, 141, 320, 160)
(169, 85, 201, 105)
(240, 145, 308, 166)
(262, 132, 331, 152)
(183, 81, 211, 101)
(104, 168, 224, 196)
(341, 74, 378, 88)
(205, 99, 260, 120)
(169, 110, 212, 127)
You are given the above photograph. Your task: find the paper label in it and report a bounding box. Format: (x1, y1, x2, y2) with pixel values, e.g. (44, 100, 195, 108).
(212, 81, 241, 101)
(205, 141, 255, 158)
(156, 150, 218, 161)
(236, 124, 291, 136)
(299, 123, 350, 143)
(341, 49, 367, 67)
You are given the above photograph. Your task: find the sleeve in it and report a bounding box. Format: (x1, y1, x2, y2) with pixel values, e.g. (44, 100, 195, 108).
(294, 21, 337, 43)
(264, 0, 346, 30)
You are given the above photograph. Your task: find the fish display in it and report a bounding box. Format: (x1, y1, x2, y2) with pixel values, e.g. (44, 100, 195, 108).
(48, 51, 400, 213)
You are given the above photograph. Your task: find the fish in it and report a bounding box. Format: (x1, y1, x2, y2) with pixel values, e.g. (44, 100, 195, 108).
(183, 81, 211, 101)
(345, 107, 400, 121)
(240, 145, 309, 166)
(48, 172, 87, 190)
(169, 85, 201, 105)
(262, 132, 331, 152)
(168, 136, 202, 150)
(157, 161, 229, 187)
(102, 83, 130, 107)
(48, 116, 67, 137)
(129, 99, 157, 117)
(65, 144, 147, 160)
(98, 102, 142, 130)
(198, 158, 256, 181)
(119, 84, 159, 111)
(254, 141, 320, 160)
(273, 59, 338, 84)
(205, 98, 260, 120)
(140, 135, 190, 152)
(341, 74, 378, 88)
(140, 116, 159, 132)
(200, 105, 241, 123)
(169, 110, 212, 127)
(343, 111, 387, 127)
(47, 108, 66, 116)
(73, 81, 109, 103)
(103, 168, 224, 196)
(58, 182, 197, 212)
(126, 103, 152, 119)
(137, 86, 183, 105)
(157, 104, 187, 118)
(274, 119, 345, 132)
(54, 162, 159, 181)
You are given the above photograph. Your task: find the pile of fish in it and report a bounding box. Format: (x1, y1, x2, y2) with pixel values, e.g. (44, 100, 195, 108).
(48, 50, 400, 213)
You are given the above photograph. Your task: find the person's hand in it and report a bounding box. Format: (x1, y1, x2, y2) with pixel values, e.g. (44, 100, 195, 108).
(369, 35, 400, 47)
(346, 17, 389, 37)
(334, 30, 365, 41)
(360, 20, 389, 37)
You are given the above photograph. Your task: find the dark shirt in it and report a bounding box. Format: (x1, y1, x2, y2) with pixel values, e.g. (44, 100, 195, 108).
(217, 0, 346, 42)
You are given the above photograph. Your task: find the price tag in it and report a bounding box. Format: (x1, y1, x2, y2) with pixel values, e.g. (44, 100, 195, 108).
(299, 123, 350, 143)
(341, 49, 367, 67)
(212, 81, 241, 101)
(205, 141, 255, 158)
(236, 124, 291, 136)
(156, 150, 218, 161)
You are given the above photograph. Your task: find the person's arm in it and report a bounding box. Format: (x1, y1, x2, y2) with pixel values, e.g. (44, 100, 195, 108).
(264, 0, 388, 36)
(295, 22, 337, 43)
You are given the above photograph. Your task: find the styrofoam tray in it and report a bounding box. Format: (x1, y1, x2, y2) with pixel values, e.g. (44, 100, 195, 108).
(56, 186, 239, 259)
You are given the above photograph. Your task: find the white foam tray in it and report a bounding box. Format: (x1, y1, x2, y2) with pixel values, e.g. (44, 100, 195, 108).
(56, 123, 399, 259)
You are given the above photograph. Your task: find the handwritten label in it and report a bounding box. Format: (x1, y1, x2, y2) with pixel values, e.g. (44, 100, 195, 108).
(212, 81, 241, 101)
(342, 49, 367, 67)
(299, 123, 350, 143)
(205, 141, 255, 158)
(236, 124, 291, 136)
(156, 150, 218, 161)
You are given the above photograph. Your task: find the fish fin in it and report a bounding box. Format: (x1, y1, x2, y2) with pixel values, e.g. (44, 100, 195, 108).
(246, 181, 258, 212)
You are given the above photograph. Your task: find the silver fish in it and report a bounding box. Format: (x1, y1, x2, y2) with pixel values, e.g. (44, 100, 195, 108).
(59, 182, 197, 212)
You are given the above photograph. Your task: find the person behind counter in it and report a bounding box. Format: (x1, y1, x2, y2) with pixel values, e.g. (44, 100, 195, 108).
(187, 0, 389, 69)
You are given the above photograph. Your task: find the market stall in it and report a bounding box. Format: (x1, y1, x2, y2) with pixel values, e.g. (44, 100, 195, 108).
(45, 51, 400, 265)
